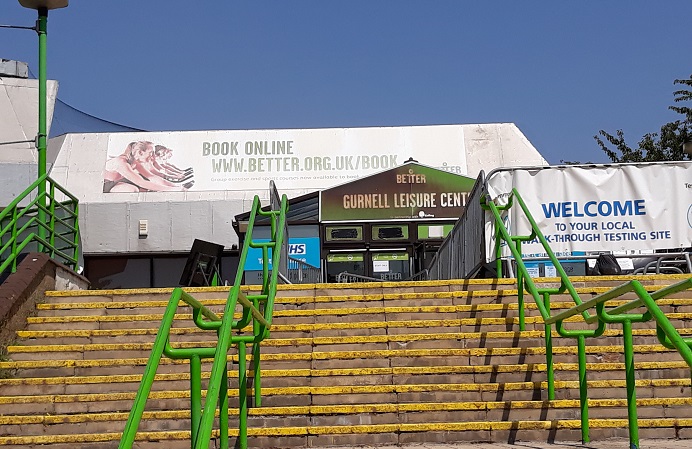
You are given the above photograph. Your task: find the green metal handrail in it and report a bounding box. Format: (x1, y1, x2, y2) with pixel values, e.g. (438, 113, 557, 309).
(0, 174, 79, 276)
(119, 192, 289, 449)
(483, 188, 692, 449)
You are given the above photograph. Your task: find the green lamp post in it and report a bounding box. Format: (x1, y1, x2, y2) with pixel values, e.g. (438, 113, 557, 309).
(18, 0, 68, 249)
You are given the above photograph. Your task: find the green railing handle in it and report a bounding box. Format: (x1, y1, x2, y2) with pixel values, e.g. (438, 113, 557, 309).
(1, 175, 80, 276)
(484, 185, 692, 448)
(555, 318, 606, 339)
(119, 193, 288, 449)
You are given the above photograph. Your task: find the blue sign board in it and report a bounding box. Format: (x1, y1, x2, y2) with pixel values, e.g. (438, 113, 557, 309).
(522, 252, 586, 278)
(244, 237, 320, 271)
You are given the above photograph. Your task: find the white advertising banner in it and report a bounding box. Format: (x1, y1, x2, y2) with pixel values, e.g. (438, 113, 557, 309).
(486, 163, 692, 260)
(103, 126, 467, 193)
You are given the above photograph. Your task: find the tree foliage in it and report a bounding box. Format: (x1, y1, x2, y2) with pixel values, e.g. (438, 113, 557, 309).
(594, 73, 691, 163)
(671, 74, 692, 119)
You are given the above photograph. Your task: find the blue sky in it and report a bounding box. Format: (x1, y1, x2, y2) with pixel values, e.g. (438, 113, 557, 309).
(2, 1, 691, 165)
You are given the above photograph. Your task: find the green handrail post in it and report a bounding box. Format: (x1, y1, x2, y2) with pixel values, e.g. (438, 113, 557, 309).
(495, 232, 503, 278)
(37, 8, 48, 254)
(238, 341, 248, 449)
(196, 293, 246, 445)
(219, 364, 230, 449)
(555, 316, 607, 444)
(253, 338, 262, 407)
(190, 354, 202, 445)
(577, 334, 589, 443)
(517, 240, 525, 331)
(597, 300, 645, 449)
(543, 291, 554, 400)
(11, 206, 19, 273)
(489, 196, 503, 278)
(72, 199, 80, 264)
(623, 319, 639, 449)
(48, 182, 56, 259)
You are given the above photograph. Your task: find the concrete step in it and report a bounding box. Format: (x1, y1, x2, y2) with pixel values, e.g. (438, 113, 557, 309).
(39, 274, 691, 302)
(3, 397, 692, 442)
(36, 290, 692, 314)
(1, 373, 690, 412)
(20, 310, 692, 337)
(3, 359, 690, 395)
(12, 326, 692, 351)
(1, 416, 692, 447)
(4, 341, 689, 374)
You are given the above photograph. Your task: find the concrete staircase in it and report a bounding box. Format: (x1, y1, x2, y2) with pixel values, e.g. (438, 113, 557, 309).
(1, 274, 692, 448)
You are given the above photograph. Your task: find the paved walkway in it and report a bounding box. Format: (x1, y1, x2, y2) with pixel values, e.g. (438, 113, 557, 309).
(318, 441, 691, 449)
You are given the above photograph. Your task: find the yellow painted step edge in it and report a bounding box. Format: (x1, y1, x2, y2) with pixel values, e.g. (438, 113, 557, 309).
(2, 397, 692, 425)
(0, 344, 683, 370)
(0, 378, 690, 405)
(2, 360, 689, 387)
(3, 417, 692, 444)
(34, 292, 692, 310)
(43, 273, 692, 298)
(10, 328, 692, 354)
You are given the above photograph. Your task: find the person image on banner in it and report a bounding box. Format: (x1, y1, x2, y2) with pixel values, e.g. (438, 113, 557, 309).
(145, 145, 194, 183)
(103, 141, 194, 193)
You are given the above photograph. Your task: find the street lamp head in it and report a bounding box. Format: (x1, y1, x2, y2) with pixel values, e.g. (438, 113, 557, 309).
(18, 0, 68, 10)
(683, 122, 692, 158)
(683, 138, 692, 158)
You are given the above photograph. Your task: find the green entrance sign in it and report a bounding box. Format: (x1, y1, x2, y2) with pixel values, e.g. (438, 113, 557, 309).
(372, 252, 409, 261)
(327, 253, 364, 262)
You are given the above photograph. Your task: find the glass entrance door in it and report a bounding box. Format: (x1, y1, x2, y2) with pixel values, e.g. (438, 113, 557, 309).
(370, 251, 410, 281)
(326, 252, 365, 282)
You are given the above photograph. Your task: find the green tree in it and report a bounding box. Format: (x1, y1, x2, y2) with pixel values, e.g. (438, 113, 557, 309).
(594, 73, 691, 162)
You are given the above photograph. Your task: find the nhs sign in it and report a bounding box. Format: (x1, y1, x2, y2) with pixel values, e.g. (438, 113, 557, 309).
(288, 243, 307, 255)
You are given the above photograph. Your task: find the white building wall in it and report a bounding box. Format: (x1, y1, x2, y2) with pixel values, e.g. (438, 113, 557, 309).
(1, 75, 547, 255)
(46, 124, 546, 255)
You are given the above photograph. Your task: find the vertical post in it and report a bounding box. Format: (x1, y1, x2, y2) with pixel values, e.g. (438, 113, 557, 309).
(190, 355, 202, 447)
(253, 343, 262, 407)
(517, 240, 525, 331)
(494, 226, 503, 278)
(11, 207, 19, 273)
(219, 361, 229, 449)
(72, 199, 80, 269)
(543, 292, 554, 400)
(623, 320, 639, 449)
(238, 342, 248, 449)
(37, 8, 48, 252)
(49, 181, 56, 258)
(577, 335, 590, 443)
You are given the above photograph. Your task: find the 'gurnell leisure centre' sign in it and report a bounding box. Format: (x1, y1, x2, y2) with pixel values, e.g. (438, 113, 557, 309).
(319, 162, 476, 222)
